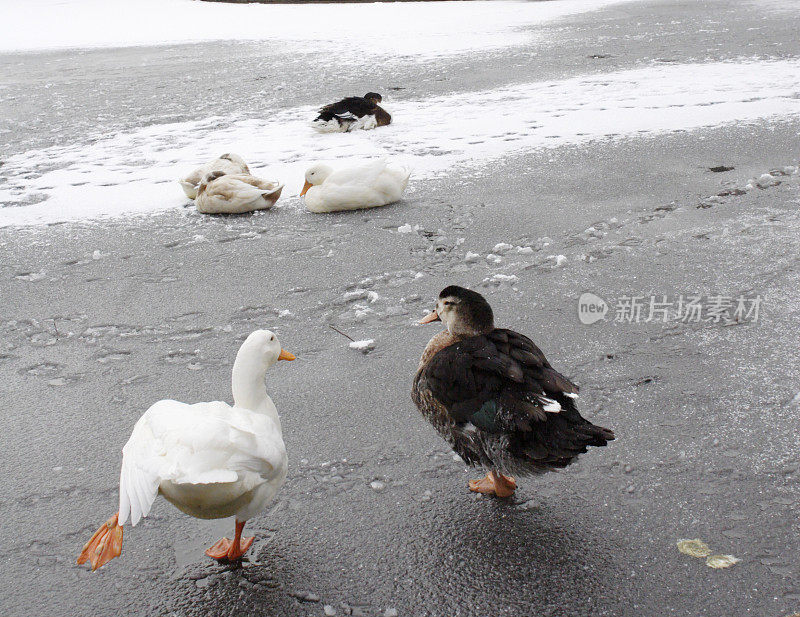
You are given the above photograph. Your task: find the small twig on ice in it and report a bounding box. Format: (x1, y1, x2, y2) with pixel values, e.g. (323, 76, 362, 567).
(329, 324, 355, 342)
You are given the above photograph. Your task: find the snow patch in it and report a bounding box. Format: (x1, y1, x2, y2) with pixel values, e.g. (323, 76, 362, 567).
(492, 242, 514, 254)
(4, 59, 800, 226)
(483, 273, 519, 286)
(349, 339, 375, 353)
(0, 0, 641, 56)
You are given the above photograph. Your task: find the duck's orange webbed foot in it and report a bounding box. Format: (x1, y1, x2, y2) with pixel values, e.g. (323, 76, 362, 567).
(468, 472, 516, 498)
(205, 536, 254, 561)
(205, 520, 253, 562)
(77, 512, 124, 571)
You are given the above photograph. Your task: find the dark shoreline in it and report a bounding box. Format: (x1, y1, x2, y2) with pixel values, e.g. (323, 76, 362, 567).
(200, 0, 457, 4)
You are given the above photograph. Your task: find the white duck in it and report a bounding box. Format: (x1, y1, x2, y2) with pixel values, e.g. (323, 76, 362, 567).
(195, 171, 284, 214)
(179, 153, 250, 199)
(77, 330, 294, 571)
(300, 160, 411, 213)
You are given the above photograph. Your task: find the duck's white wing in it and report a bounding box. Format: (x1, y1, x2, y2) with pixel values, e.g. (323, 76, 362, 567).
(325, 160, 388, 188)
(118, 400, 285, 526)
(195, 177, 272, 213)
(333, 111, 358, 123)
(226, 174, 284, 195)
(181, 157, 248, 187)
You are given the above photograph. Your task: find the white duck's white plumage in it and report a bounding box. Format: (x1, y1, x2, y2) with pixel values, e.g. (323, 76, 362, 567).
(118, 330, 288, 526)
(301, 160, 411, 213)
(179, 153, 250, 199)
(78, 330, 293, 571)
(195, 172, 283, 215)
(118, 399, 287, 526)
(312, 114, 378, 134)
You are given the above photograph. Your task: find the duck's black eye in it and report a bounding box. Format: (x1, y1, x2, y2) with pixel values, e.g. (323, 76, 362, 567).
(443, 301, 453, 306)
(270, 335, 275, 341)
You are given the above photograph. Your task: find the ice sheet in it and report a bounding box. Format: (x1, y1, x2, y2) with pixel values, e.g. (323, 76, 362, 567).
(2, 59, 799, 227)
(0, 0, 639, 58)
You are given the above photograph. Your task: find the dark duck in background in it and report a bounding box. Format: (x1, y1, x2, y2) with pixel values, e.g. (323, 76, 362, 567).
(412, 286, 614, 498)
(312, 92, 392, 133)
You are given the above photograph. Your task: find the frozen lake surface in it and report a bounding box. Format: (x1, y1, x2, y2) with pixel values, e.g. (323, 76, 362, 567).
(0, 0, 639, 55)
(1, 0, 800, 226)
(1, 1, 800, 616)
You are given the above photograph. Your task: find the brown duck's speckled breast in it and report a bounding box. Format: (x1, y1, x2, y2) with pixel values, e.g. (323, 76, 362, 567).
(412, 330, 486, 466)
(412, 329, 457, 432)
(412, 369, 491, 468)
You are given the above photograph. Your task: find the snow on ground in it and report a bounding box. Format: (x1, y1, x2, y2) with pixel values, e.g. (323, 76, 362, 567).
(0, 0, 638, 58)
(2, 58, 800, 227)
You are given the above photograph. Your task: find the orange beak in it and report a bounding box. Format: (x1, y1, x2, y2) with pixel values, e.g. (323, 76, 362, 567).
(418, 310, 440, 325)
(300, 180, 312, 197)
(278, 349, 295, 361)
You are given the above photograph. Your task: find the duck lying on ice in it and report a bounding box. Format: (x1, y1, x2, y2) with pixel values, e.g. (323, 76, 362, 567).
(195, 171, 283, 214)
(77, 330, 294, 570)
(179, 153, 250, 199)
(300, 160, 410, 213)
(312, 92, 392, 133)
(412, 286, 614, 498)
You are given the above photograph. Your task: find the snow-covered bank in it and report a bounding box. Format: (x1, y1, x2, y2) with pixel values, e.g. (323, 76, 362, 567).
(0, 0, 638, 57)
(2, 59, 800, 227)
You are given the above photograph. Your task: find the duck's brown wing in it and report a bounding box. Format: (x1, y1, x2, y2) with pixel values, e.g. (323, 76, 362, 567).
(374, 105, 392, 126)
(418, 329, 613, 461)
(316, 97, 378, 122)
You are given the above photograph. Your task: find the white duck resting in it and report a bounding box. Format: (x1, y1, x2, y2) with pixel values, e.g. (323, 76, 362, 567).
(300, 161, 411, 213)
(195, 171, 284, 214)
(179, 153, 250, 199)
(77, 330, 294, 571)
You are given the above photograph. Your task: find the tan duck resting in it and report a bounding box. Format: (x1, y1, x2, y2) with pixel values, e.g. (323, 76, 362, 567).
(179, 153, 250, 199)
(195, 171, 283, 214)
(412, 286, 614, 498)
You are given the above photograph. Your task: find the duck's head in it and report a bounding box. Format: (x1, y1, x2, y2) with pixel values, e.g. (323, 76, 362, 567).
(198, 170, 226, 193)
(419, 286, 495, 337)
(238, 329, 295, 370)
(300, 163, 333, 197)
(364, 92, 382, 104)
(219, 152, 246, 166)
(218, 152, 249, 174)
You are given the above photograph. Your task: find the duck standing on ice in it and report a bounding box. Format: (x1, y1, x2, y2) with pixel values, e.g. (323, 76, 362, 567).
(77, 330, 294, 570)
(312, 92, 392, 133)
(412, 286, 614, 498)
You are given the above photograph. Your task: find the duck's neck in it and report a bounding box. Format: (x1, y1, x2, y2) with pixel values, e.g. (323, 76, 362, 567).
(231, 356, 279, 425)
(419, 330, 459, 369)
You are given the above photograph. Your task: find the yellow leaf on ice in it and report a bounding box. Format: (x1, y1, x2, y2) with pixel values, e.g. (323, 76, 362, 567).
(677, 539, 712, 558)
(705, 554, 740, 569)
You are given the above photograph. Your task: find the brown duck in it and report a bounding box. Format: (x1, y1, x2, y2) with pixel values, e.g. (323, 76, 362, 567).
(412, 286, 614, 498)
(312, 92, 392, 133)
